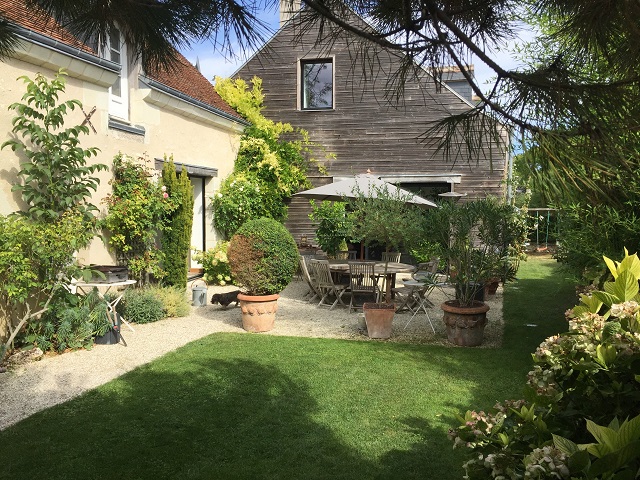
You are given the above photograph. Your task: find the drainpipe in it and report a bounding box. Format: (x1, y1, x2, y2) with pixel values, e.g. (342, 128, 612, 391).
(506, 140, 514, 205)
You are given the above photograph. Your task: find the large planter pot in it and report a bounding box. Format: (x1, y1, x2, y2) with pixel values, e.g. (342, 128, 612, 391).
(441, 300, 490, 347)
(238, 293, 280, 332)
(484, 278, 500, 296)
(363, 303, 395, 339)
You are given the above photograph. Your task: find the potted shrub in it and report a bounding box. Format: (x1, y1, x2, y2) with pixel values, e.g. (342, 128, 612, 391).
(347, 184, 427, 338)
(477, 198, 528, 296)
(426, 199, 525, 346)
(227, 217, 299, 332)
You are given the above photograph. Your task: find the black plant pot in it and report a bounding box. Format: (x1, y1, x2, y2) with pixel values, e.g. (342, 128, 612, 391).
(95, 314, 122, 345)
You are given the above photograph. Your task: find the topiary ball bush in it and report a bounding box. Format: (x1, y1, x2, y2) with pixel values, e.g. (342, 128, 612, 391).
(227, 217, 299, 296)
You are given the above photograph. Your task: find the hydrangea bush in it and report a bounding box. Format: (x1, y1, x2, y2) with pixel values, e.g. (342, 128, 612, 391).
(193, 241, 234, 286)
(449, 250, 640, 479)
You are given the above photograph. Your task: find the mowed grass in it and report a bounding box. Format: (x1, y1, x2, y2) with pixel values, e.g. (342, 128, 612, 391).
(0, 256, 576, 480)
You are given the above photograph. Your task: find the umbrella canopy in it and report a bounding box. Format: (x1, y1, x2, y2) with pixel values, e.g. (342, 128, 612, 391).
(294, 174, 437, 208)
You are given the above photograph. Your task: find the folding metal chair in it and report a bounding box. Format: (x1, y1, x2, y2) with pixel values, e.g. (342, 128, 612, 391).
(402, 272, 441, 333)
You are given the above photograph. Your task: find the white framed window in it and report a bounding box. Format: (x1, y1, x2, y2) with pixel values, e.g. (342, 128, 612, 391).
(300, 58, 334, 110)
(106, 27, 129, 120)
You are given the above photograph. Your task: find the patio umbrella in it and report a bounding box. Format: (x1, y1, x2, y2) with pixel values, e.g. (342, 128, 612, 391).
(294, 174, 437, 208)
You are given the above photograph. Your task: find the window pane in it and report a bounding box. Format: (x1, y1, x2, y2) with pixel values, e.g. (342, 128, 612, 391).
(109, 27, 122, 97)
(109, 27, 121, 64)
(111, 74, 122, 97)
(302, 61, 333, 109)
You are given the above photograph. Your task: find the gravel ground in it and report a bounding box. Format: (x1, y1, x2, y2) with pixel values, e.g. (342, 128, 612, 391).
(0, 275, 503, 430)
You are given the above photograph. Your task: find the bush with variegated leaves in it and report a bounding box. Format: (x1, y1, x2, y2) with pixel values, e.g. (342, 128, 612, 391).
(449, 249, 640, 479)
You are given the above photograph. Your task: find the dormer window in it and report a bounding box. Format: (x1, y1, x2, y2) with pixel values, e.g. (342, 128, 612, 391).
(301, 59, 333, 110)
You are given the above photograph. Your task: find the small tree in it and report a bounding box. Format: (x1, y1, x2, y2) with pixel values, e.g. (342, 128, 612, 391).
(308, 200, 354, 256)
(161, 157, 194, 288)
(347, 185, 427, 302)
(1, 69, 107, 221)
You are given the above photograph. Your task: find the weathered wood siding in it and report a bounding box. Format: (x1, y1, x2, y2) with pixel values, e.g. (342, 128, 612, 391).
(234, 13, 509, 245)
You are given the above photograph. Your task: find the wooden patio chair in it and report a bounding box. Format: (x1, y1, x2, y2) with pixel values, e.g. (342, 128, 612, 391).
(348, 261, 380, 312)
(310, 259, 349, 310)
(299, 255, 321, 303)
(381, 252, 402, 263)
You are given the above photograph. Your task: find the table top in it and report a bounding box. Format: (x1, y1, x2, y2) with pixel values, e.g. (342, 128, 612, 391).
(326, 260, 416, 274)
(74, 279, 137, 288)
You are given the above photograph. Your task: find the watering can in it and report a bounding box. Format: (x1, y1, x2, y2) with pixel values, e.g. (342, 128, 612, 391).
(191, 279, 208, 307)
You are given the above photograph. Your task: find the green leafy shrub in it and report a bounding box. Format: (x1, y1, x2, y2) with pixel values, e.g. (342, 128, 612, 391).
(211, 173, 266, 238)
(449, 250, 640, 479)
(409, 240, 444, 265)
(1, 69, 107, 221)
(0, 212, 95, 357)
(118, 288, 165, 324)
(556, 203, 640, 284)
(26, 289, 109, 353)
(308, 200, 354, 255)
(161, 157, 194, 288)
(147, 286, 190, 318)
(227, 217, 299, 295)
(193, 242, 234, 285)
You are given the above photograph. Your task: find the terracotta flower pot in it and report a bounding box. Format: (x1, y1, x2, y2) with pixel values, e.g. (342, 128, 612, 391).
(441, 300, 490, 347)
(484, 278, 500, 296)
(363, 303, 395, 339)
(237, 293, 280, 332)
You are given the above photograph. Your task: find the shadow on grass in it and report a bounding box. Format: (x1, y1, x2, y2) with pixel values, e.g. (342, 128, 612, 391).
(1, 358, 376, 480)
(0, 257, 577, 480)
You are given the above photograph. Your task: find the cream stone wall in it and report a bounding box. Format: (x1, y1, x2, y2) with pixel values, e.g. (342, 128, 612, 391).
(0, 46, 243, 267)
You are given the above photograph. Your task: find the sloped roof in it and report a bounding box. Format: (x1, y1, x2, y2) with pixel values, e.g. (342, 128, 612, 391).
(0, 0, 90, 52)
(0, 0, 243, 121)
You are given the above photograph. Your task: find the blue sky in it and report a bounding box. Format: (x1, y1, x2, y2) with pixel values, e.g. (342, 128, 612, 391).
(180, 8, 535, 94)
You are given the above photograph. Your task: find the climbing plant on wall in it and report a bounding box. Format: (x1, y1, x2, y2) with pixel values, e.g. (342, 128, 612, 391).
(213, 76, 328, 238)
(101, 154, 177, 284)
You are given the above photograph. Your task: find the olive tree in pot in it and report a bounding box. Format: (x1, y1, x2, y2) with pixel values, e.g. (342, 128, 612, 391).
(347, 185, 427, 338)
(227, 217, 299, 332)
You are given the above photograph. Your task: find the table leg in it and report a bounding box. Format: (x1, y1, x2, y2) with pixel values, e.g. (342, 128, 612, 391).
(108, 294, 135, 332)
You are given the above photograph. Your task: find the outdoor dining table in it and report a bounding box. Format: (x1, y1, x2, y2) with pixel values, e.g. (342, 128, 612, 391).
(327, 260, 416, 301)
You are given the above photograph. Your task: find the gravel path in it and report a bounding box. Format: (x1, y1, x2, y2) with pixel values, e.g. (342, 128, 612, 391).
(0, 276, 503, 430)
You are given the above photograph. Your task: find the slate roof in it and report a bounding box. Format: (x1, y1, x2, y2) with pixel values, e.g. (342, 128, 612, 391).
(0, 0, 243, 121)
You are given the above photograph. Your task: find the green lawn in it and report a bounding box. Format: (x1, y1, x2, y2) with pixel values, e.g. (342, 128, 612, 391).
(0, 256, 576, 480)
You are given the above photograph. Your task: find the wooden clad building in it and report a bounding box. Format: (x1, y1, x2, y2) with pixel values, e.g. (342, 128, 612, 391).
(234, 8, 509, 244)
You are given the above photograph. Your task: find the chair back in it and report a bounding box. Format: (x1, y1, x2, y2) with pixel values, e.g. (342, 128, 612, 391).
(310, 259, 334, 288)
(412, 257, 439, 282)
(299, 256, 317, 287)
(348, 261, 378, 294)
(381, 252, 402, 263)
(336, 250, 357, 260)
